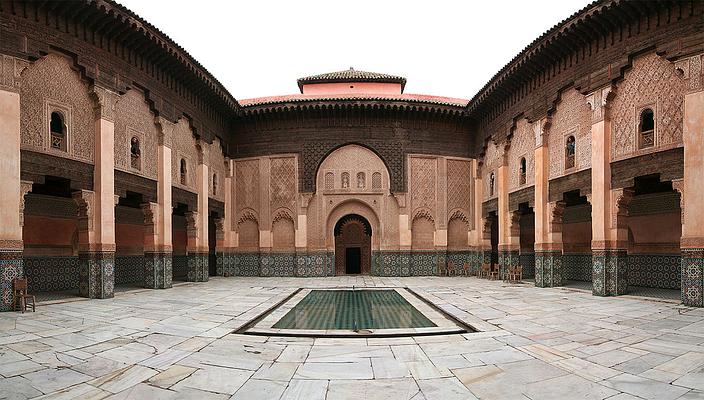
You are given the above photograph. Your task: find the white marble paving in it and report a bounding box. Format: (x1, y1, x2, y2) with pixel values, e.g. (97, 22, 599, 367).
(0, 276, 703, 399)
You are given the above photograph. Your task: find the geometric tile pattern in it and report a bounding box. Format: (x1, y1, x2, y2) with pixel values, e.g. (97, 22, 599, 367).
(681, 248, 703, 307)
(535, 251, 562, 287)
(592, 249, 628, 297)
(499, 251, 519, 280)
(519, 253, 535, 279)
(0, 251, 23, 312)
(172, 255, 188, 281)
(410, 251, 443, 276)
(23, 256, 79, 293)
(144, 252, 172, 289)
(294, 252, 334, 277)
(186, 253, 208, 282)
(260, 253, 296, 277)
(628, 254, 681, 290)
(115, 256, 144, 285)
(78, 251, 115, 299)
(563, 253, 593, 282)
(233, 253, 261, 276)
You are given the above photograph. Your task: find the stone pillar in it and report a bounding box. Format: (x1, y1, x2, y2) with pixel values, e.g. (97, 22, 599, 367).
(142, 202, 171, 289)
(678, 59, 704, 306)
(533, 118, 564, 287)
(74, 87, 118, 299)
(0, 89, 23, 311)
(185, 211, 207, 282)
(496, 143, 515, 278)
(587, 85, 628, 297)
(214, 217, 225, 277)
(470, 159, 484, 274)
(536, 201, 565, 287)
(221, 159, 235, 276)
(144, 117, 174, 287)
(295, 193, 313, 277)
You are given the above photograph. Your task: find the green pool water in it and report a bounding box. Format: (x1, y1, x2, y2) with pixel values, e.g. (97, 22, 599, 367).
(272, 289, 437, 330)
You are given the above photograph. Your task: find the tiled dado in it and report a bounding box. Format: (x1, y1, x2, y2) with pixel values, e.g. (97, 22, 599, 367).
(260, 253, 296, 277)
(628, 254, 681, 290)
(563, 253, 593, 282)
(24, 256, 79, 293)
(535, 251, 562, 287)
(186, 253, 208, 282)
(173, 255, 188, 280)
(224, 252, 335, 277)
(0, 251, 23, 312)
(144, 252, 172, 289)
(410, 251, 444, 276)
(592, 249, 628, 297)
(498, 250, 519, 279)
(519, 252, 535, 279)
(372, 251, 411, 276)
(78, 251, 115, 299)
(115, 256, 144, 285)
(682, 248, 704, 307)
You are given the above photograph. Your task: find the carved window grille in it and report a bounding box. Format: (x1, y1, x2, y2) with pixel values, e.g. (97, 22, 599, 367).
(372, 172, 382, 190)
(180, 159, 187, 185)
(489, 172, 495, 196)
(50, 111, 67, 152)
(357, 172, 366, 189)
(565, 136, 576, 169)
(212, 173, 218, 195)
(519, 157, 527, 185)
(639, 108, 655, 149)
(341, 172, 350, 189)
(130, 137, 141, 170)
(324, 172, 334, 190)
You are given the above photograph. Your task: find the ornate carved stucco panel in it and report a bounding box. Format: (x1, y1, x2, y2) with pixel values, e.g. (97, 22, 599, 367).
(481, 140, 501, 201)
(171, 118, 198, 192)
(19, 54, 95, 163)
(447, 159, 472, 225)
(270, 156, 297, 217)
(235, 159, 260, 215)
(548, 88, 591, 179)
(611, 52, 685, 160)
(508, 118, 535, 191)
(208, 138, 226, 202)
(114, 89, 158, 179)
(410, 156, 437, 220)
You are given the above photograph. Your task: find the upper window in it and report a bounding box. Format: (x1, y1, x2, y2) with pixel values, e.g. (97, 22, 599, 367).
(639, 108, 655, 149)
(180, 159, 187, 185)
(519, 157, 527, 185)
(341, 172, 350, 189)
(324, 172, 334, 190)
(372, 172, 382, 190)
(130, 137, 141, 170)
(489, 172, 495, 196)
(357, 172, 366, 189)
(565, 136, 576, 169)
(50, 111, 67, 152)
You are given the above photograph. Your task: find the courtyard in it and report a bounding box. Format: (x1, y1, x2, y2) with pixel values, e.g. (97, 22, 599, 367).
(1, 277, 703, 400)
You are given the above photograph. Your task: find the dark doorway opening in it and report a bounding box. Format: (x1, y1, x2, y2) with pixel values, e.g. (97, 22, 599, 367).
(208, 214, 217, 277)
(345, 247, 361, 274)
(489, 211, 499, 266)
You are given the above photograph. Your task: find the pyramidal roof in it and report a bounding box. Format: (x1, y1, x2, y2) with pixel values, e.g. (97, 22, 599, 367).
(297, 68, 407, 92)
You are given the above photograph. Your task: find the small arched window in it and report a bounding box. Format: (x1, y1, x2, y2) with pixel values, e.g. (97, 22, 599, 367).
(519, 157, 527, 185)
(130, 137, 141, 170)
(212, 173, 218, 195)
(372, 172, 382, 190)
(639, 108, 655, 149)
(50, 111, 67, 152)
(341, 172, 350, 189)
(180, 159, 187, 185)
(565, 136, 576, 169)
(489, 172, 495, 196)
(357, 172, 365, 189)
(324, 172, 334, 190)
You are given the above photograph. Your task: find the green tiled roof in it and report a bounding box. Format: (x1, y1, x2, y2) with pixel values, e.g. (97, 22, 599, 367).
(297, 68, 407, 92)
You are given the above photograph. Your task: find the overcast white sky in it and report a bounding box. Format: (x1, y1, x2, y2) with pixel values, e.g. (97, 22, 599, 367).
(118, 0, 588, 101)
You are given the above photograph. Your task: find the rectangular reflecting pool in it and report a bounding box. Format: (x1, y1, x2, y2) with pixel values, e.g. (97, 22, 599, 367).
(272, 289, 436, 330)
(240, 287, 473, 337)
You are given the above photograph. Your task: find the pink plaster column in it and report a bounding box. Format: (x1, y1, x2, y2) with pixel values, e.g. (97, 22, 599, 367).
(183, 143, 209, 282)
(496, 143, 516, 277)
(679, 56, 704, 306)
(0, 89, 23, 311)
(588, 85, 627, 296)
(471, 159, 486, 272)
(221, 159, 234, 276)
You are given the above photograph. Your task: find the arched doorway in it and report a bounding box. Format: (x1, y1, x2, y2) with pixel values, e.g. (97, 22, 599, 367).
(334, 214, 372, 275)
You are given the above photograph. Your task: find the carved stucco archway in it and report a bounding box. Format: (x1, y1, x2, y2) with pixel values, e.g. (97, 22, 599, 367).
(325, 200, 381, 275)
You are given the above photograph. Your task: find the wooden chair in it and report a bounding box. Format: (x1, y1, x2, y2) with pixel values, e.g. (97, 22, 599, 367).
(489, 264, 500, 280)
(13, 278, 36, 313)
(508, 264, 523, 283)
(447, 261, 456, 276)
(479, 263, 491, 279)
(437, 259, 447, 276)
(463, 262, 471, 276)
